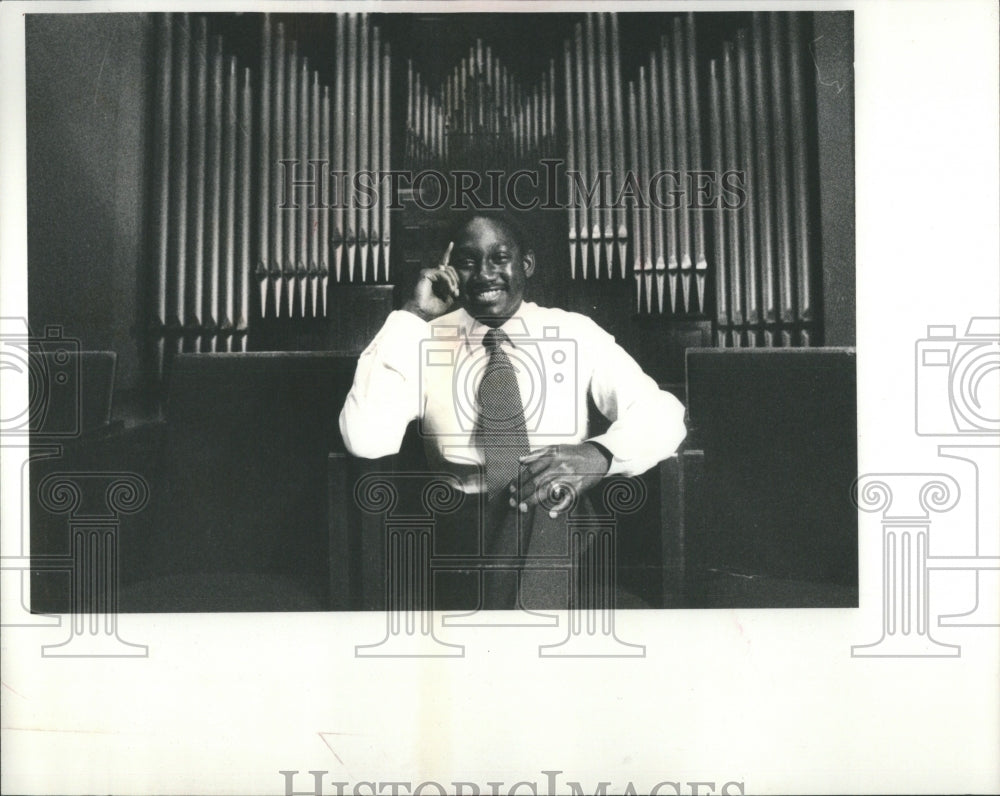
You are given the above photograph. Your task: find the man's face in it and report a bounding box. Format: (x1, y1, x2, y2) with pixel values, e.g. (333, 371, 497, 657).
(452, 217, 535, 326)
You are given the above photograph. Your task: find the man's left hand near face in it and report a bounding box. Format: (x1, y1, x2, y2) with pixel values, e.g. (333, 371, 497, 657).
(510, 443, 613, 518)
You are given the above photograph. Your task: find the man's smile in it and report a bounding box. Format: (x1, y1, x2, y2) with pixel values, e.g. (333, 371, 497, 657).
(469, 284, 507, 303)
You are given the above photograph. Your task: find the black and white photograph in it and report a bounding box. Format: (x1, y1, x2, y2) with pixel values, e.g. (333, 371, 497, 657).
(23, 9, 855, 615)
(1, 1, 997, 794)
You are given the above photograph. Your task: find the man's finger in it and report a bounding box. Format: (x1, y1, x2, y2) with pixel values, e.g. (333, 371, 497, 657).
(546, 489, 575, 519)
(521, 450, 559, 484)
(512, 468, 544, 511)
(519, 446, 555, 465)
(512, 447, 564, 504)
(428, 269, 454, 299)
(517, 467, 562, 512)
(431, 262, 458, 297)
(442, 266, 460, 297)
(439, 240, 454, 268)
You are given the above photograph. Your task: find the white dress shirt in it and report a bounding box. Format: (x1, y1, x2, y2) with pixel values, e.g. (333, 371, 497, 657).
(339, 301, 686, 491)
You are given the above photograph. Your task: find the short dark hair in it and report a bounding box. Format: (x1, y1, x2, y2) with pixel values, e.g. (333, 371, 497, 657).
(448, 209, 533, 254)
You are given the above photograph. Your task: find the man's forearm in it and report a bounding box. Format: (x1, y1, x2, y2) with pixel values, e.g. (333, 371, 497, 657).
(338, 310, 427, 458)
(588, 389, 687, 477)
(583, 440, 614, 475)
(402, 300, 435, 322)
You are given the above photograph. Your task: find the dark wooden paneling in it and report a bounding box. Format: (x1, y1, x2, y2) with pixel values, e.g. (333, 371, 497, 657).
(107, 353, 358, 611)
(250, 284, 395, 353)
(684, 348, 857, 606)
(813, 12, 855, 347)
(30, 422, 166, 613)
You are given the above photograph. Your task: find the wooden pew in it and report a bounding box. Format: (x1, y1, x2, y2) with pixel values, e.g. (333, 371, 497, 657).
(33, 352, 362, 613)
(679, 348, 858, 607)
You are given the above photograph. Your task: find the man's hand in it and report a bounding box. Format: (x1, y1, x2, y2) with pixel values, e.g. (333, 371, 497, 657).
(403, 241, 460, 321)
(510, 443, 613, 518)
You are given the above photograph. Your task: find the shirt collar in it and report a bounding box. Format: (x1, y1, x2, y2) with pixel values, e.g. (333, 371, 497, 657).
(461, 301, 537, 349)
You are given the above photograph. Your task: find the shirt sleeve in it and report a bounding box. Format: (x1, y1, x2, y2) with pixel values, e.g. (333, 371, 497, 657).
(583, 320, 687, 477)
(338, 310, 429, 459)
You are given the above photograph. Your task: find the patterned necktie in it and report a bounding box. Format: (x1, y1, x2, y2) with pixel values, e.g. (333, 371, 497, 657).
(477, 327, 531, 501)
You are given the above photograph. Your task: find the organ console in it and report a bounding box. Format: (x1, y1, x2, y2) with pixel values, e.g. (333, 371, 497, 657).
(145, 11, 826, 384)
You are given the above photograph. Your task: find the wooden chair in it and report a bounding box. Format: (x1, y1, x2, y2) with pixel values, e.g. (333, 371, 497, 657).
(327, 437, 688, 611)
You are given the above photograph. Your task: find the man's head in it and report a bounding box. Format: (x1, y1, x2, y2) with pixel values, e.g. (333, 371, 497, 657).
(449, 211, 535, 327)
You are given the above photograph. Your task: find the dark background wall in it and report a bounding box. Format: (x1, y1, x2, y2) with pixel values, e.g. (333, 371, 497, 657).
(813, 12, 855, 347)
(26, 13, 153, 395)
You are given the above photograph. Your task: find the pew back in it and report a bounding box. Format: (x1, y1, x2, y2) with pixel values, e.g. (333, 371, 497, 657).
(684, 348, 858, 607)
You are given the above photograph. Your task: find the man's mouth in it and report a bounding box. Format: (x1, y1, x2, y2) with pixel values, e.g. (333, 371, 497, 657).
(469, 285, 506, 303)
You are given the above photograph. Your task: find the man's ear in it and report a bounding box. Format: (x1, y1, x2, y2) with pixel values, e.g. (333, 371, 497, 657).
(522, 250, 536, 279)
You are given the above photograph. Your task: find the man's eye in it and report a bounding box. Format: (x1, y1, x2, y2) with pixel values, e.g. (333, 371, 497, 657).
(456, 259, 475, 270)
(493, 254, 511, 264)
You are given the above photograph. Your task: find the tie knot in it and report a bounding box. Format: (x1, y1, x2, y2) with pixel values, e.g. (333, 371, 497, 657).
(482, 328, 510, 352)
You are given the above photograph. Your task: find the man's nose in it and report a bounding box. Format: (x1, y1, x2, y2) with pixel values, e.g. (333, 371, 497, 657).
(472, 257, 498, 277)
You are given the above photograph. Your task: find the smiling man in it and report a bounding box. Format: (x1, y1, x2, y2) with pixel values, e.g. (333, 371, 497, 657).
(339, 210, 686, 610)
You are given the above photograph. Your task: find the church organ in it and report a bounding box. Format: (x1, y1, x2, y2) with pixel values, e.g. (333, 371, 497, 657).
(150, 15, 254, 368)
(707, 14, 818, 347)
(254, 15, 392, 310)
(144, 11, 830, 386)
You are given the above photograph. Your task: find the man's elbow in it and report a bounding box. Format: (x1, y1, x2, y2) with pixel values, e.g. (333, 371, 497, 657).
(343, 437, 400, 460)
(339, 407, 401, 460)
(669, 405, 688, 451)
(657, 391, 688, 455)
